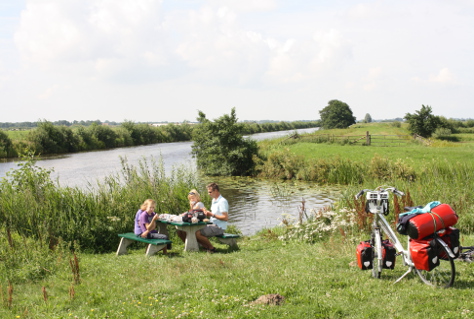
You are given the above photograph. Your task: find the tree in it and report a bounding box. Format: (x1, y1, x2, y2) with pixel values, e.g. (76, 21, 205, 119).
(88, 123, 117, 149)
(27, 120, 78, 154)
(319, 100, 356, 129)
(364, 113, 372, 123)
(404, 105, 441, 138)
(0, 130, 15, 157)
(191, 108, 257, 176)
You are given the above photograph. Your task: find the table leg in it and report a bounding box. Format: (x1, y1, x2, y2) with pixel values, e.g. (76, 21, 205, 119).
(157, 223, 169, 237)
(176, 225, 206, 252)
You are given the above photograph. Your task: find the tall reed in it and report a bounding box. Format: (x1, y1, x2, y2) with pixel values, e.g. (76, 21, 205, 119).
(0, 155, 203, 254)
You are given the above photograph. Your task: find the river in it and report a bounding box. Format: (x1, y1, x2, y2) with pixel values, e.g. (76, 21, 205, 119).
(0, 127, 342, 236)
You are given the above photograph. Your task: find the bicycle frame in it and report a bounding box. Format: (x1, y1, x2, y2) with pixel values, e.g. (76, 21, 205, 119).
(372, 212, 416, 283)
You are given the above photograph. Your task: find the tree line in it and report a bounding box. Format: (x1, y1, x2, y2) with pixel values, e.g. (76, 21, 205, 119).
(0, 119, 319, 158)
(0, 119, 121, 129)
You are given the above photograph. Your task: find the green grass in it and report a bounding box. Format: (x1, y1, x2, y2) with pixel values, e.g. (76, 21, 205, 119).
(287, 142, 474, 171)
(2, 234, 474, 318)
(5, 130, 30, 142)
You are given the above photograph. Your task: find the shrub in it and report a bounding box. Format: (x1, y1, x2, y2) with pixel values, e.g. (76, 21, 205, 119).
(278, 206, 358, 243)
(192, 108, 258, 176)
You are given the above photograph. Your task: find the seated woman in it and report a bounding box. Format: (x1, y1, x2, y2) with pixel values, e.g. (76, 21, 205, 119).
(177, 189, 205, 242)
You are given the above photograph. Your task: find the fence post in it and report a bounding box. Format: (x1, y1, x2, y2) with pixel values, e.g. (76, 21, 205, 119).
(366, 131, 371, 145)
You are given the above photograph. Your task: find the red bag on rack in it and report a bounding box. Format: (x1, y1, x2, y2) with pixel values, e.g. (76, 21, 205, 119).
(438, 227, 461, 259)
(410, 238, 439, 271)
(382, 239, 396, 269)
(406, 204, 458, 240)
(356, 240, 373, 270)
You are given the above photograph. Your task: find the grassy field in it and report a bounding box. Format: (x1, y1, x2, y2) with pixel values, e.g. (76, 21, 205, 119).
(2, 233, 474, 319)
(267, 123, 474, 170)
(287, 141, 473, 172)
(5, 130, 30, 142)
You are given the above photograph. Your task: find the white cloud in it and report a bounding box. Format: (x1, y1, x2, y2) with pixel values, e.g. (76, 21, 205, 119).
(411, 68, 458, 86)
(37, 84, 59, 100)
(362, 67, 382, 91)
(14, 0, 167, 78)
(429, 68, 456, 84)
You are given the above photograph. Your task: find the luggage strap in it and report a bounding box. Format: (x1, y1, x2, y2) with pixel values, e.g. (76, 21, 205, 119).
(429, 211, 445, 231)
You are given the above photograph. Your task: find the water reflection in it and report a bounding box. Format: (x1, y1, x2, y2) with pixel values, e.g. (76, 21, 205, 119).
(209, 177, 342, 236)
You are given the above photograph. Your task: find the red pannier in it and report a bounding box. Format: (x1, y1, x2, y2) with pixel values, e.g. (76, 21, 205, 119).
(410, 238, 439, 271)
(406, 204, 458, 240)
(356, 240, 373, 270)
(382, 239, 396, 269)
(438, 227, 460, 259)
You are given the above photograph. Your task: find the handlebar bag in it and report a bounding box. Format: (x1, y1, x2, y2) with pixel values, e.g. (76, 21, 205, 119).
(410, 238, 439, 271)
(406, 204, 458, 240)
(382, 239, 396, 269)
(356, 240, 373, 270)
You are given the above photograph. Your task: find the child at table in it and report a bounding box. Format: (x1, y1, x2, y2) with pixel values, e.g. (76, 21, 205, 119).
(188, 189, 205, 211)
(177, 190, 205, 242)
(134, 199, 170, 252)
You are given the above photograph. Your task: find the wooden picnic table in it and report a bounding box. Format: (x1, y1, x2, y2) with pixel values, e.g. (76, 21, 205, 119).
(157, 219, 208, 252)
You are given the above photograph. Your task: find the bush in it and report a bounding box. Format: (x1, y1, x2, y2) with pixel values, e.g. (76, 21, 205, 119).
(432, 127, 455, 141)
(192, 108, 258, 176)
(278, 206, 358, 243)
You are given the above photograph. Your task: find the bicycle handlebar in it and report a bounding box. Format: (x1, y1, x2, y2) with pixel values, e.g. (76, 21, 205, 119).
(354, 186, 405, 199)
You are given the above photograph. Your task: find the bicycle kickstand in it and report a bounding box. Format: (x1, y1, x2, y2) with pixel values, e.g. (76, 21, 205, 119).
(394, 268, 412, 284)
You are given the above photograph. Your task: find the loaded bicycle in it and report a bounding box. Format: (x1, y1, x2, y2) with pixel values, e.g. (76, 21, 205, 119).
(355, 186, 457, 288)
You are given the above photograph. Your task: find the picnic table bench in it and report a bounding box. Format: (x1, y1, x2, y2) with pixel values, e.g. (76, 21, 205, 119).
(215, 233, 240, 249)
(116, 233, 172, 257)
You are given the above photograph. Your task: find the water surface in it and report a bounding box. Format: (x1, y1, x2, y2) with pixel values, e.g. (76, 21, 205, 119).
(0, 128, 340, 236)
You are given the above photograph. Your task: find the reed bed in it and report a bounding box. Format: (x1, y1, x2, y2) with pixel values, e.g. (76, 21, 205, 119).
(0, 155, 203, 283)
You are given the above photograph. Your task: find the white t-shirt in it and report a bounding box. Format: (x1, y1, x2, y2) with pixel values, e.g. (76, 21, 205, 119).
(210, 195, 228, 230)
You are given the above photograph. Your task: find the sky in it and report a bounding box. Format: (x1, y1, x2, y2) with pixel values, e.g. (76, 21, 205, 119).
(1, 0, 473, 123)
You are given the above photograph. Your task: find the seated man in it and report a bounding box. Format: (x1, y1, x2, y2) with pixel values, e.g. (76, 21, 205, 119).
(196, 182, 228, 253)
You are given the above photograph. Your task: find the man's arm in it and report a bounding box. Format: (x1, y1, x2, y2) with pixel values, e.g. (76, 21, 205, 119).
(212, 212, 228, 221)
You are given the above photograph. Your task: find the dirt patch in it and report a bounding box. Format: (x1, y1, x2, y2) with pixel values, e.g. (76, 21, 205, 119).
(251, 294, 285, 306)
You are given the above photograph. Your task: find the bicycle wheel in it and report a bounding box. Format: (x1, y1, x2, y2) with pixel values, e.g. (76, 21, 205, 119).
(415, 239, 455, 288)
(371, 229, 382, 278)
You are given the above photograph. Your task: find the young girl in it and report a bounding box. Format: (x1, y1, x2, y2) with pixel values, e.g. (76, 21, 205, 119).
(177, 190, 206, 241)
(188, 189, 205, 211)
(134, 199, 169, 252)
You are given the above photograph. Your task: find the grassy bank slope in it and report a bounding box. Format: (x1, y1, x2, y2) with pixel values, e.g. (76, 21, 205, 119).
(2, 234, 474, 319)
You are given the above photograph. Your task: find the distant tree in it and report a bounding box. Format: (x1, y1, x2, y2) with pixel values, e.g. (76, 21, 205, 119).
(404, 105, 441, 138)
(0, 130, 15, 157)
(121, 121, 141, 145)
(27, 120, 78, 154)
(88, 123, 117, 149)
(364, 113, 372, 123)
(191, 108, 257, 176)
(319, 100, 356, 129)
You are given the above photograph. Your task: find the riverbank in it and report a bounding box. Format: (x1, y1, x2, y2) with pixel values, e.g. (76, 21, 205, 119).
(0, 120, 320, 159)
(3, 233, 474, 319)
